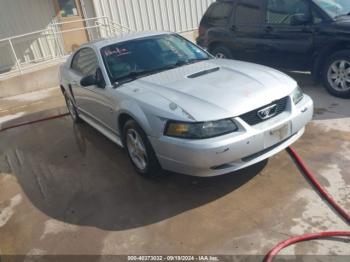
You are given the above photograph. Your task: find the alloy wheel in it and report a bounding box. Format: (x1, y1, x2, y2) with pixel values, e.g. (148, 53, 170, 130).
(327, 60, 350, 92)
(65, 94, 77, 121)
(126, 128, 148, 170)
(215, 52, 226, 59)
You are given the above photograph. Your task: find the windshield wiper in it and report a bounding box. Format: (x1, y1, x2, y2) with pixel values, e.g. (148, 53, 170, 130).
(113, 62, 184, 87)
(186, 57, 211, 64)
(162, 59, 190, 69)
(113, 58, 211, 87)
(114, 68, 167, 87)
(159, 58, 210, 71)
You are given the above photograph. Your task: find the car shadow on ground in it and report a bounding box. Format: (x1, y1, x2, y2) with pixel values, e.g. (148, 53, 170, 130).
(1, 116, 267, 231)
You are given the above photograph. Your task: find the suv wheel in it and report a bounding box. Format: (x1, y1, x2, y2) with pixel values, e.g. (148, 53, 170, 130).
(323, 50, 350, 98)
(211, 45, 232, 59)
(64, 92, 81, 123)
(123, 120, 162, 178)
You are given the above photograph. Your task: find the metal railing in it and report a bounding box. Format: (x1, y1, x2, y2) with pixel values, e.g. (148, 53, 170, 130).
(0, 17, 133, 79)
(94, 19, 133, 39)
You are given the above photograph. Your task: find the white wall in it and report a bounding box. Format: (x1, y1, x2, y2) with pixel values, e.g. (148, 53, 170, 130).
(0, 0, 215, 74)
(86, 0, 215, 32)
(0, 0, 57, 73)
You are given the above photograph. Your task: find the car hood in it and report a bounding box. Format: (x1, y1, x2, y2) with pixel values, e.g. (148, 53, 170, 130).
(334, 16, 350, 29)
(130, 59, 297, 121)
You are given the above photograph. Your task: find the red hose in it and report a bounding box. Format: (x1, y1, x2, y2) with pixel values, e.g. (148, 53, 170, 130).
(0, 113, 69, 132)
(264, 231, 350, 262)
(288, 147, 350, 223)
(264, 147, 350, 262)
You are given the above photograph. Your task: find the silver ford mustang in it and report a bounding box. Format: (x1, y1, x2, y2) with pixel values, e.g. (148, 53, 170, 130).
(60, 32, 314, 177)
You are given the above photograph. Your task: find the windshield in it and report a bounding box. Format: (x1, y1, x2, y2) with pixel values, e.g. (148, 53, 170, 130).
(314, 0, 350, 18)
(101, 34, 210, 83)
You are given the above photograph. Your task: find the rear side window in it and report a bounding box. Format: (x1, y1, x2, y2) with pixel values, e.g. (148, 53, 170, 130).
(205, 2, 234, 26)
(312, 8, 324, 24)
(71, 48, 99, 76)
(266, 0, 310, 25)
(236, 0, 263, 24)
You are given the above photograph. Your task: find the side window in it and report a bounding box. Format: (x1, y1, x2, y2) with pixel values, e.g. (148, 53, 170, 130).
(266, 0, 310, 25)
(71, 51, 81, 73)
(71, 48, 99, 76)
(236, 0, 263, 25)
(312, 8, 324, 24)
(206, 3, 234, 26)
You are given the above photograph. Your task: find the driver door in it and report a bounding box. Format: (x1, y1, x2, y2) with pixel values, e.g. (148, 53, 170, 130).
(70, 48, 117, 132)
(260, 0, 314, 70)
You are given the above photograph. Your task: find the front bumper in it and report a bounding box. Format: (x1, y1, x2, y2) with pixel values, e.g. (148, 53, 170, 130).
(149, 95, 313, 177)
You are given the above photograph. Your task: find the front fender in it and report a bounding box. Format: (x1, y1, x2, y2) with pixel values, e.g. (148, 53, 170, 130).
(117, 100, 160, 138)
(313, 40, 350, 75)
(115, 90, 199, 139)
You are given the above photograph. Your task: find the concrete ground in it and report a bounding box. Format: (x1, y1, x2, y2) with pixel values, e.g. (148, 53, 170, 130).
(0, 87, 65, 129)
(0, 73, 349, 259)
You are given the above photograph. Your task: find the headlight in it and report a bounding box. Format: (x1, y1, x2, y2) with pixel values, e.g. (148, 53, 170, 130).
(292, 87, 304, 105)
(165, 119, 238, 139)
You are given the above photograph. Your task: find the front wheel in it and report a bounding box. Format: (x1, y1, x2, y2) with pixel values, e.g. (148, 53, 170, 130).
(211, 45, 233, 59)
(123, 120, 162, 178)
(323, 50, 350, 98)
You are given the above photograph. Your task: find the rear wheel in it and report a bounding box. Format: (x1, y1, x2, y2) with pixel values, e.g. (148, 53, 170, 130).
(211, 45, 233, 59)
(64, 91, 81, 123)
(123, 120, 162, 178)
(323, 50, 350, 98)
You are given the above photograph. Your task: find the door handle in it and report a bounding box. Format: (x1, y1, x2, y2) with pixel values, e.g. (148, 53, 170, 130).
(264, 26, 273, 33)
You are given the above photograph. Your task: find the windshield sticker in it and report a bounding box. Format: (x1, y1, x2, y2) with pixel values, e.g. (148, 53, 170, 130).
(104, 47, 131, 57)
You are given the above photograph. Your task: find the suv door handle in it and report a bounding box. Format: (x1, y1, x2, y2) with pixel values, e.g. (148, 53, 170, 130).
(264, 26, 273, 33)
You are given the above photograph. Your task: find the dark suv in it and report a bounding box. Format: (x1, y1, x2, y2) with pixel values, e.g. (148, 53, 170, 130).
(197, 0, 350, 98)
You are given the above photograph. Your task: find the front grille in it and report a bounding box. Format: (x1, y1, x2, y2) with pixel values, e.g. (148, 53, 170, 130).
(240, 96, 289, 126)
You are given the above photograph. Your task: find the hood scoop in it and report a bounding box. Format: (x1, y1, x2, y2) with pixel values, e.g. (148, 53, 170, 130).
(187, 67, 220, 79)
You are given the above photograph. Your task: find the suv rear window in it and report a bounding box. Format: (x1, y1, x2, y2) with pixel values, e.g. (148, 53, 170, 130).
(236, 0, 263, 25)
(205, 2, 234, 26)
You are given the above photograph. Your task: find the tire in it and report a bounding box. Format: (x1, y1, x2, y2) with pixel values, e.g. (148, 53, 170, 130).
(322, 50, 350, 98)
(122, 120, 162, 178)
(211, 45, 233, 59)
(63, 91, 81, 123)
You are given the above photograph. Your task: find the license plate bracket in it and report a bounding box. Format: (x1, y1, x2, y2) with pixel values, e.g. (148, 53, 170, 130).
(264, 122, 292, 148)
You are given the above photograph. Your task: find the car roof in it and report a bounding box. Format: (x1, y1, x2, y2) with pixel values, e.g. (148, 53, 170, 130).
(81, 31, 172, 49)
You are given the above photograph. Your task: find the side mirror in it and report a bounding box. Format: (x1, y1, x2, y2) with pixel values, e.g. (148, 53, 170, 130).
(291, 13, 311, 26)
(80, 68, 106, 88)
(80, 75, 97, 87)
